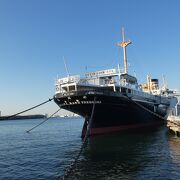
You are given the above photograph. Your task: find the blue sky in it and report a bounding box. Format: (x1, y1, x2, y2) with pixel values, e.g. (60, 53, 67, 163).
(0, 0, 180, 116)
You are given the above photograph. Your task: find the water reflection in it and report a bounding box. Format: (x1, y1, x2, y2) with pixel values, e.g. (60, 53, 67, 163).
(169, 135, 180, 161)
(69, 128, 174, 179)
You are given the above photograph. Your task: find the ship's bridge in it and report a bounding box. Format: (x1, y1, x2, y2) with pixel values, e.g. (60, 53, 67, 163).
(84, 68, 120, 86)
(55, 68, 139, 94)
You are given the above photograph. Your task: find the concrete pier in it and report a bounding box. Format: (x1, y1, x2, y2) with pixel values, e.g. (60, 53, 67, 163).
(167, 116, 180, 136)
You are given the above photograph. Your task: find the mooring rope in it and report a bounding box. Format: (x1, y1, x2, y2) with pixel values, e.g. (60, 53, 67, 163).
(6, 98, 54, 120)
(26, 108, 61, 133)
(2, 97, 58, 132)
(125, 95, 166, 120)
(59, 97, 96, 180)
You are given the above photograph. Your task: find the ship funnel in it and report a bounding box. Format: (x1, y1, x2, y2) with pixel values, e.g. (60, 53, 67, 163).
(150, 79, 159, 90)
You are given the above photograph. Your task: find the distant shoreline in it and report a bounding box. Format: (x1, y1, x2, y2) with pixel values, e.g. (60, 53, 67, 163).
(0, 114, 46, 121)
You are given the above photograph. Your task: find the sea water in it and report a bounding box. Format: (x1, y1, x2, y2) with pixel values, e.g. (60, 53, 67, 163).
(0, 117, 180, 180)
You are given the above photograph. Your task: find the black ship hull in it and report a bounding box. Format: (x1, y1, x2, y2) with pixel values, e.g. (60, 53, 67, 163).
(54, 91, 169, 137)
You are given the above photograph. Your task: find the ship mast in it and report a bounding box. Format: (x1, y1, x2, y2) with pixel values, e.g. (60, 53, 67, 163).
(117, 28, 132, 74)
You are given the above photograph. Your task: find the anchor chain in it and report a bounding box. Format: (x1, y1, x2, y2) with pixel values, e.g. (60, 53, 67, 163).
(59, 97, 96, 180)
(59, 93, 169, 179)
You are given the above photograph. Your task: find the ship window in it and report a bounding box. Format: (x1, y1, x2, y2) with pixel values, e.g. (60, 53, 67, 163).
(62, 86, 68, 92)
(128, 89, 131, 94)
(115, 87, 119, 91)
(69, 85, 75, 91)
(77, 86, 96, 91)
(121, 87, 127, 93)
(56, 85, 59, 91)
(107, 86, 114, 92)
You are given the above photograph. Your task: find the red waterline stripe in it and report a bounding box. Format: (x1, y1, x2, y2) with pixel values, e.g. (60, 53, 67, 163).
(86, 121, 166, 136)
